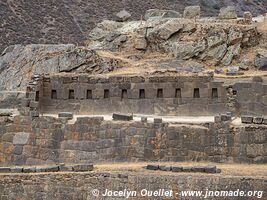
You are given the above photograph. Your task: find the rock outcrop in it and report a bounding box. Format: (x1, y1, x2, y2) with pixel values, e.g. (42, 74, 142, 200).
(0, 44, 122, 91)
(1, 0, 267, 53)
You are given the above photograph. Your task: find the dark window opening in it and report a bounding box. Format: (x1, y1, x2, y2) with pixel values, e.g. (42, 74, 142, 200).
(86, 90, 92, 99)
(104, 89, 110, 98)
(35, 91, 39, 101)
(121, 89, 127, 99)
(212, 88, 218, 98)
(69, 89, 75, 99)
(175, 88, 181, 98)
(51, 90, 57, 99)
(157, 89, 163, 98)
(139, 89, 145, 99)
(233, 90, 237, 95)
(194, 88, 200, 98)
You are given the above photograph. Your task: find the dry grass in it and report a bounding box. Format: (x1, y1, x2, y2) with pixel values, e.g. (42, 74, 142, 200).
(95, 162, 267, 177)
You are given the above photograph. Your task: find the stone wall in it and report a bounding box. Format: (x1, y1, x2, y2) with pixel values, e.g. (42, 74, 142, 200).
(233, 81, 267, 115)
(0, 172, 265, 200)
(39, 74, 229, 116)
(21, 74, 267, 116)
(0, 114, 266, 165)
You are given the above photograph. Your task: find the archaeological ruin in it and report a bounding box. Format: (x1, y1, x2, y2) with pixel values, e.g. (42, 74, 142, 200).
(0, 5, 266, 200)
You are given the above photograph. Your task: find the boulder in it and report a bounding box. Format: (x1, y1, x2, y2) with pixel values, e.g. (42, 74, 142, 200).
(244, 11, 253, 23)
(148, 19, 183, 40)
(221, 43, 241, 65)
(218, 6, 237, 19)
(255, 49, 267, 70)
(145, 9, 181, 20)
(183, 6, 201, 19)
(114, 10, 131, 22)
(173, 40, 206, 60)
(134, 37, 147, 50)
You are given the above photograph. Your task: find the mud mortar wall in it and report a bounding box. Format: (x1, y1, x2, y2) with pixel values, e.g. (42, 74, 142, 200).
(0, 115, 266, 165)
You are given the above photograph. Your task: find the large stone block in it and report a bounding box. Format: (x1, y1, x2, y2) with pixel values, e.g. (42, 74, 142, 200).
(113, 113, 133, 121)
(0, 167, 10, 173)
(23, 167, 36, 173)
(218, 6, 237, 19)
(146, 165, 159, 170)
(72, 164, 93, 172)
(253, 117, 263, 124)
(183, 6, 201, 19)
(241, 115, 253, 124)
(13, 132, 30, 145)
(58, 112, 73, 120)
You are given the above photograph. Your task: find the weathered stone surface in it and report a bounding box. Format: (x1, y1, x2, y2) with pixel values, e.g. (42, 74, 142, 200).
(192, 166, 205, 172)
(154, 118, 162, 123)
(23, 167, 36, 173)
(141, 117, 147, 123)
(159, 165, 172, 171)
(220, 114, 231, 121)
(183, 6, 201, 19)
(59, 165, 73, 172)
(253, 116, 263, 124)
(172, 166, 183, 172)
(241, 116, 253, 124)
(0, 171, 265, 200)
(58, 112, 73, 120)
(218, 6, 237, 19)
(255, 49, 267, 70)
(134, 37, 147, 50)
(145, 9, 181, 20)
(112, 113, 133, 121)
(10, 167, 23, 173)
(182, 166, 193, 172)
(73, 164, 93, 172)
(148, 19, 183, 40)
(204, 165, 217, 173)
(0, 44, 122, 92)
(114, 10, 131, 22)
(0, 167, 10, 173)
(13, 132, 30, 145)
(244, 11, 252, 23)
(146, 165, 159, 170)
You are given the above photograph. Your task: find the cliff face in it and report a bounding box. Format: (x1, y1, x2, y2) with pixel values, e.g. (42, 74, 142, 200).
(1, 0, 267, 53)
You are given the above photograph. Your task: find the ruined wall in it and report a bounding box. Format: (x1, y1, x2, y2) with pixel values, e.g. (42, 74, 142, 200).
(0, 114, 266, 165)
(21, 74, 267, 117)
(0, 172, 266, 200)
(38, 74, 229, 116)
(233, 81, 267, 115)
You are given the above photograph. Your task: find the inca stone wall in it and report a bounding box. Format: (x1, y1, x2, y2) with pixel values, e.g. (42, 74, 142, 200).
(0, 172, 265, 200)
(0, 114, 266, 165)
(26, 74, 267, 116)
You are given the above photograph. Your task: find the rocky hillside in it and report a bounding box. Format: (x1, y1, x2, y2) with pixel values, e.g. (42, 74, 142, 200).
(1, 0, 267, 53)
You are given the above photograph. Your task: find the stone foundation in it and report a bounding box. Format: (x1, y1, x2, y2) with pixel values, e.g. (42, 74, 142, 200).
(0, 171, 265, 200)
(0, 114, 266, 165)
